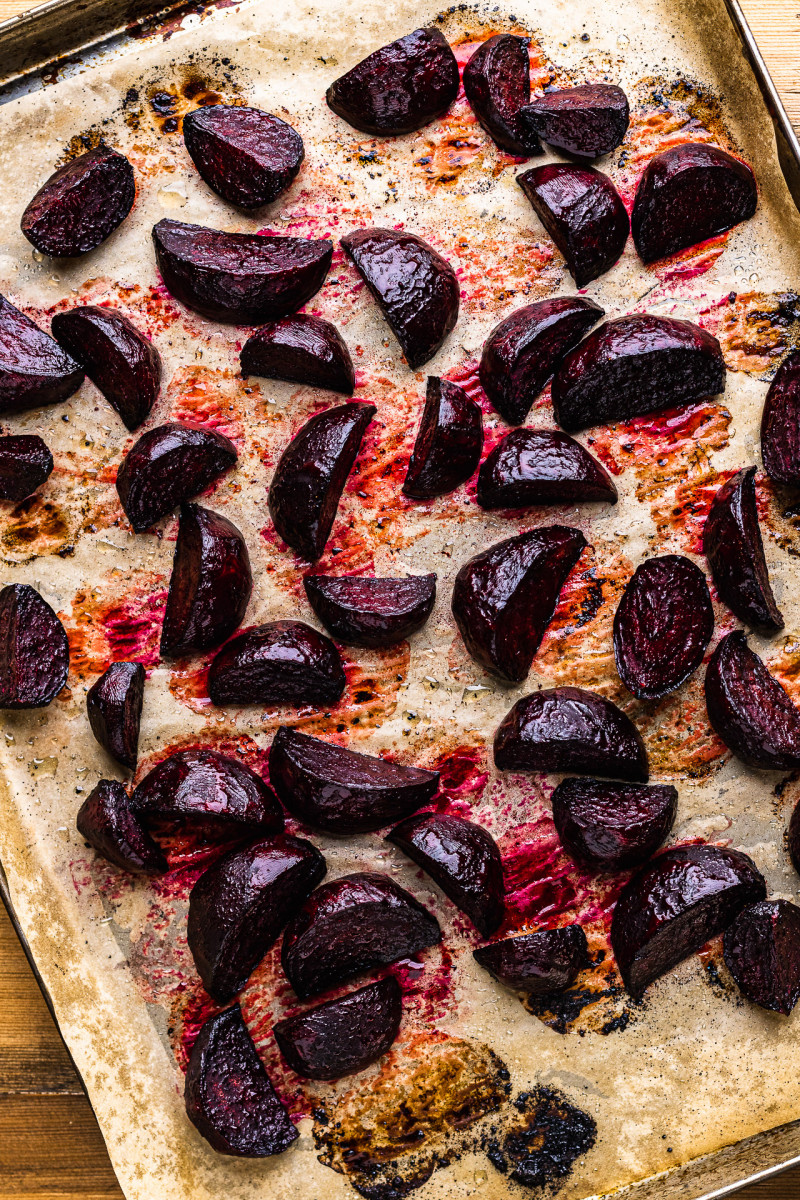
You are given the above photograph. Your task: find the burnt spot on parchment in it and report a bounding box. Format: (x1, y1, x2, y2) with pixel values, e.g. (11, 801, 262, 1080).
(524, 950, 642, 1037)
(483, 1088, 597, 1189)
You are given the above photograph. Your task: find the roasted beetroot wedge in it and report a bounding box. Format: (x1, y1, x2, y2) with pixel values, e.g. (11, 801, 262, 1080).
(552, 777, 678, 870)
(269, 726, 439, 833)
(268, 402, 375, 561)
(188, 834, 326, 1001)
(50, 306, 161, 431)
(613, 555, 714, 700)
(116, 422, 237, 533)
(551, 314, 725, 432)
(341, 228, 459, 369)
(762, 349, 800, 486)
(703, 467, 783, 633)
(86, 661, 145, 770)
(462, 34, 542, 156)
(21, 145, 135, 257)
(0, 435, 53, 500)
(303, 572, 436, 648)
(477, 428, 616, 509)
(0, 583, 69, 708)
(208, 621, 345, 708)
(325, 28, 459, 135)
(517, 164, 629, 287)
(77, 779, 167, 874)
(282, 872, 441, 998)
(473, 926, 589, 993)
(387, 812, 504, 936)
(241, 315, 354, 394)
(185, 1005, 298, 1156)
(611, 844, 767, 996)
(632, 142, 758, 263)
(479, 296, 604, 426)
(723, 899, 800, 1015)
(451, 526, 586, 683)
(403, 376, 483, 499)
(183, 106, 304, 209)
(152, 219, 332, 324)
(0, 295, 83, 414)
(520, 84, 630, 160)
(161, 503, 252, 657)
(494, 687, 648, 781)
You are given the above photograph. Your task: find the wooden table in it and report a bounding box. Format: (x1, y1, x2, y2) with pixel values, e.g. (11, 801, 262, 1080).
(0, 0, 799, 1196)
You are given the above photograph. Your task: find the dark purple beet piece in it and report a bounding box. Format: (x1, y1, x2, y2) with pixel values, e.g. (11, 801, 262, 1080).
(130, 748, 284, 834)
(387, 812, 504, 936)
(451, 526, 586, 683)
(116, 422, 237, 533)
(282, 872, 441, 999)
(473, 926, 589, 993)
(0, 435, 53, 500)
(50, 305, 160, 431)
(208, 621, 345, 708)
(21, 145, 135, 257)
(183, 105, 304, 209)
(477, 428, 616, 509)
(303, 572, 436, 648)
(0, 294, 83, 415)
(403, 376, 483, 499)
(273, 977, 402, 1080)
(632, 142, 758, 263)
(269, 725, 439, 833)
(520, 84, 630, 160)
(723, 899, 800, 1015)
(551, 314, 725, 432)
(77, 779, 167, 874)
(613, 554, 714, 700)
(790, 801, 800, 875)
(611, 844, 767, 996)
(268, 402, 375, 561)
(0, 583, 69, 709)
(241, 315, 354, 394)
(86, 661, 145, 770)
(152, 219, 332, 324)
(551, 777, 677, 870)
(187, 833, 326, 1002)
(325, 28, 459, 136)
(762, 349, 800, 487)
(341, 228, 459, 370)
(185, 1005, 298, 1156)
(517, 164, 629, 287)
(161, 503, 252, 657)
(703, 467, 783, 633)
(462, 34, 541, 156)
(494, 687, 648, 781)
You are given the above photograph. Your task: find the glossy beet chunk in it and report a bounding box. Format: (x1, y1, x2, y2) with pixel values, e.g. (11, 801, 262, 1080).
(611, 844, 766, 996)
(341, 228, 459, 369)
(723, 899, 800, 1015)
(183, 105, 304, 209)
(403, 377, 483, 498)
(0, 295, 83, 414)
(0, 583, 69, 708)
(77, 779, 167, 874)
(462, 34, 541, 156)
(187, 834, 326, 1002)
(473, 926, 589, 993)
(552, 777, 677, 870)
(241, 315, 354, 394)
(632, 142, 757, 263)
(208, 621, 345, 708)
(451, 526, 586, 683)
(762, 349, 800, 487)
(130, 748, 284, 834)
(269, 726, 438, 833)
(520, 84, 630, 159)
(0, 435, 53, 500)
(21, 145, 135, 257)
(703, 467, 782, 633)
(304, 572, 436, 648)
(86, 661, 144, 770)
(477, 428, 616, 509)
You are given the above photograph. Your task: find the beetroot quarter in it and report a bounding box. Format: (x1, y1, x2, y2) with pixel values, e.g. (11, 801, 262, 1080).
(303, 573, 436, 648)
(520, 84, 630, 159)
(86, 661, 145, 770)
(208, 621, 345, 708)
(0, 583, 69, 709)
(241, 315, 354, 394)
(0, 435, 53, 501)
(21, 145, 135, 257)
(403, 376, 483, 499)
(183, 105, 304, 209)
(477, 428, 616, 510)
(723, 899, 800, 1015)
(462, 34, 542, 156)
(762, 349, 800, 487)
(473, 926, 589, 993)
(0, 295, 83, 415)
(77, 779, 167, 875)
(552, 777, 678, 870)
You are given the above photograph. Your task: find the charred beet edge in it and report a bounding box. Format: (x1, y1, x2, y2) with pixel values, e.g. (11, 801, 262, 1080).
(0, 435, 53, 500)
(183, 105, 304, 209)
(130, 747, 284, 833)
(611, 844, 767, 996)
(187, 834, 326, 1002)
(77, 779, 167, 874)
(152, 219, 333, 324)
(0, 583, 69, 709)
(273, 977, 402, 1079)
(303, 572, 436, 648)
(473, 926, 589, 993)
(520, 83, 630, 159)
(208, 620, 346, 708)
(632, 142, 758, 263)
(762, 349, 800, 488)
(86, 661, 145, 770)
(241, 315, 354, 394)
(21, 145, 135, 257)
(517, 164, 629, 288)
(185, 1005, 298, 1156)
(451, 526, 586, 683)
(116, 422, 237, 533)
(723, 899, 800, 1015)
(479, 296, 604, 426)
(462, 34, 542, 156)
(51, 306, 161, 432)
(494, 686, 648, 781)
(551, 314, 726, 432)
(703, 467, 783, 633)
(341, 228, 459, 369)
(477, 428, 616, 509)
(552, 777, 678, 870)
(269, 726, 439, 833)
(326, 27, 459, 136)
(268, 402, 375, 561)
(0, 295, 83, 415)
(282, 872, 441, 999)
(403, 376, 483, 499)
(613, 554, 714, 700)
(161, 503, 253, 657)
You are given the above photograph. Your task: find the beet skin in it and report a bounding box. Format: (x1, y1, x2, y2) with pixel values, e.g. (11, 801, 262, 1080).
(0, 583, 69, 709)
(552, 777, 677, 870)
(183, 105, 304, 208)
(723, 899, 800, 1015)
(473, 926, 589, 993)
(462, 34, 542, 156)
(273, 977, 402, 1079)
(477, 428, 616, 509)
(86, 661, 145, 770)
(403, 376, 483, 499)
(77, 779, 167, 874)
(241, 314, 354, 394)
(208, 620, 346, 708)
(21, 145, 135, 257)
(303, 572, 436, 648)
(0, 435, 53, 500)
